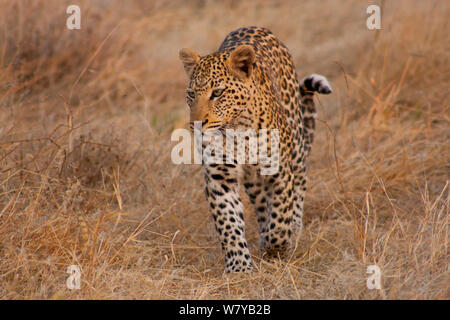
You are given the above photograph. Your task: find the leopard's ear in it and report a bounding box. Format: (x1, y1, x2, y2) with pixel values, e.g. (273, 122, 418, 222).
(229, 45, 255, 79)
(179, 48, 200, 76)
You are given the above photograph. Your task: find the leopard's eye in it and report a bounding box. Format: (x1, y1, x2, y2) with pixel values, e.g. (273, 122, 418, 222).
(211, 88, 225, 99)
(186, 89, 196, 100)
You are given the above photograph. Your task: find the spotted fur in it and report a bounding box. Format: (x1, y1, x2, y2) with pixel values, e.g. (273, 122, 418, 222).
(179, 26, 332, 273)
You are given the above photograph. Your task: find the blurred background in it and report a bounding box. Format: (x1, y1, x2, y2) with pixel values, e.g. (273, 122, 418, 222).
(0, 0, 448, 299)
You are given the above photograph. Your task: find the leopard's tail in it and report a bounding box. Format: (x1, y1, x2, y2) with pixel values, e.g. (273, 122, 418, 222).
(299, 74, 332, 154)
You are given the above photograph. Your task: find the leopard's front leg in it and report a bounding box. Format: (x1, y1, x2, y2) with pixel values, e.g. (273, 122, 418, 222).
(259, 166, 295, 258)
(203, 163, 253, 273)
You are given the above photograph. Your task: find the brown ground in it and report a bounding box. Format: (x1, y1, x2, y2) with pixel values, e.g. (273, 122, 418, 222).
(0, 0, 448, 299)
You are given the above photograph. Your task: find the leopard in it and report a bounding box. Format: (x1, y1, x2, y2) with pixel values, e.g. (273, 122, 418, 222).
(179, 26, 332, 273)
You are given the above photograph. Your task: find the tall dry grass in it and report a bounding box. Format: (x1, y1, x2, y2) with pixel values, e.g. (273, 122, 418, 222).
(0, 0, 448, 299)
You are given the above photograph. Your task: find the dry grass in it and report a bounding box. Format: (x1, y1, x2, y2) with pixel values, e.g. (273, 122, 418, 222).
(0, 0, 448, 299)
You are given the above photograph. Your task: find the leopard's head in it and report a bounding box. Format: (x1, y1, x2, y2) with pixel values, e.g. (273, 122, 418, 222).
(179, 45, 255, 132)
